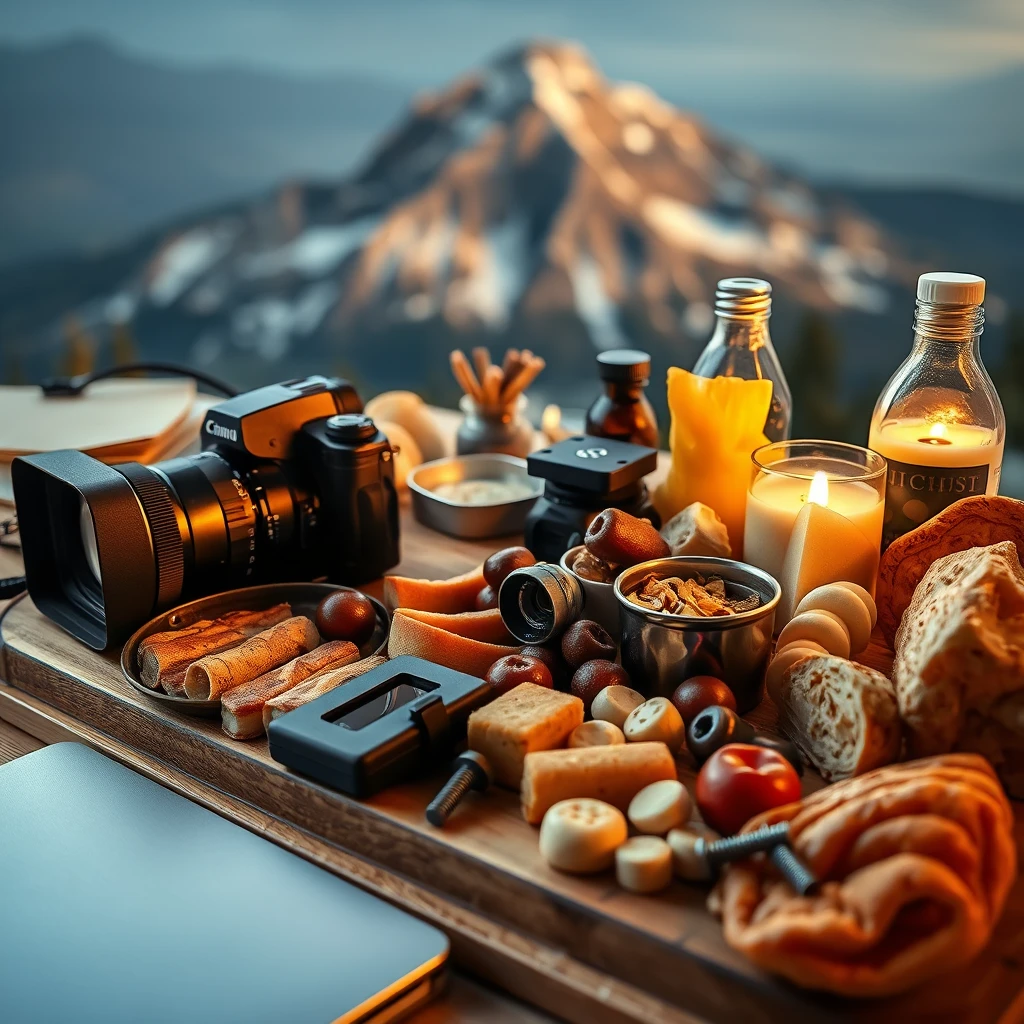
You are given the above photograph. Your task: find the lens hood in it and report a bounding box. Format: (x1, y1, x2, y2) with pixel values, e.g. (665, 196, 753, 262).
(12, 451, 157, 649)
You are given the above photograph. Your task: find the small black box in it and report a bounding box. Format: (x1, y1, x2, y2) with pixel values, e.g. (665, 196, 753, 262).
(268, 655, 492, 798)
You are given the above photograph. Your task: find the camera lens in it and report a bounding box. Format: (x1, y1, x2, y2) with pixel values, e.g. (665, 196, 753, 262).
(79, 497, 101, 583)
(498, 564, 584, 644)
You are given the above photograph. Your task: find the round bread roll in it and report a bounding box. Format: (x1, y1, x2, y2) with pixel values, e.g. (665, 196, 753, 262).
(539, 798, 628, 874)
(795, 584, 872, 654)
(365, 390, 447, 462)
(375, 419, 423, 489)
(776, 609, 851, 659)
(615, 836, 674, 893)
(624, 697, 686, 752)
(569, 720, 625, 748)
(627, 779, 691, 835)
(835, 581, 877, 627)
(591, 684, 646, 729)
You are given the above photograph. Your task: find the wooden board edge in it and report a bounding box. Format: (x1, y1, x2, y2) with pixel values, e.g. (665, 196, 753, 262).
(0, 681, 704, 1024)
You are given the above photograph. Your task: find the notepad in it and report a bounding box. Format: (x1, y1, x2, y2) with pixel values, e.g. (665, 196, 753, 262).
(0, 379, 197, 458)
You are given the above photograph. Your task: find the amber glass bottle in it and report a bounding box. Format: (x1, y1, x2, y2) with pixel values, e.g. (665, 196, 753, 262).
(584, 349, 659, 448)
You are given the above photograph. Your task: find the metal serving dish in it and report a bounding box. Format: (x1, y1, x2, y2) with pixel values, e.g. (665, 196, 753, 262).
(408, 453, 542, 539)
(121, 582, 389, 718)
(614, 556, 781, 713)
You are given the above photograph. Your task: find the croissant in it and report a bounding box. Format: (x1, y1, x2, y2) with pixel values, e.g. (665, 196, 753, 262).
(714, 754, 1015, 997)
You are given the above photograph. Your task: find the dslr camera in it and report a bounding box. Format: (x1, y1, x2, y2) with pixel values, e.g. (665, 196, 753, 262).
(13, 376, 400, 649)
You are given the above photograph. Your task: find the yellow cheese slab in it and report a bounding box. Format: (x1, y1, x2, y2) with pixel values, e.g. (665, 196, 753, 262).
(777, 501, 879, 626)
(654, 368, 772, 557)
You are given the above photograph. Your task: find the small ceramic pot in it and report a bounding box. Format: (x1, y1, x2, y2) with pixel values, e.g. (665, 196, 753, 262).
(559, 545, 621, 638)
(456, 395, 534, 458)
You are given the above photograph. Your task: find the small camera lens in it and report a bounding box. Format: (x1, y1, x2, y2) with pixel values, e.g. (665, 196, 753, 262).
(498, 564, 585, 645)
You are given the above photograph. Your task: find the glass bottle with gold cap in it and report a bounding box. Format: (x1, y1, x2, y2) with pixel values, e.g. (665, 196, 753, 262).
(692, 278, 792, 441)
(868, 271, 1005, 548)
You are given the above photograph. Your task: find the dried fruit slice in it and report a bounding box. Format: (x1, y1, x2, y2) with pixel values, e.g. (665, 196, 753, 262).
(382, 564, 485, 613)
(395, 606, 515, 645)
(388, 610, 518, 677)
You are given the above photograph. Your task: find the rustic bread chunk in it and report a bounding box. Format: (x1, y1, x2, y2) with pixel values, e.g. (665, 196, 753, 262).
(893, 541, 1024, 796)
(769, 654, 901, 782)
(521, 742, 678, 824)
(183, 616, 320, 700)
(221, 640, 359, 740)
(659, 502, 732, 558)
(467, 683, 583, 789)
(877, 495, 1024, 646)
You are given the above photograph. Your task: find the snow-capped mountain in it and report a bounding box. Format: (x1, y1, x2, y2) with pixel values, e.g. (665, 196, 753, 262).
(23, 42, 918, 403)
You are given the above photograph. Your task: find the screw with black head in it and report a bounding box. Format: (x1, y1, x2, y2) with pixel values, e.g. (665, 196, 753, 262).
(425, 750, 493, 827)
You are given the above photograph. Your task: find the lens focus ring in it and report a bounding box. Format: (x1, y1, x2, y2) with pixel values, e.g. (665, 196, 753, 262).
(115, 463, 185, 607)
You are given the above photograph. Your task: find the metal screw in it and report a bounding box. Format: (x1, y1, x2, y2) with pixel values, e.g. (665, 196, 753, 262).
(425, 751, 492, 827)
(769, 842, 818, 895)
(701, 821, 791, 870)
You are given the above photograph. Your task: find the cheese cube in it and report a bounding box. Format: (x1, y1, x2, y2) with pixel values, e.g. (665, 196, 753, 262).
(467, 683, 583, 789)
(520, 742, 678, 824)
(777, 502, 878, 625)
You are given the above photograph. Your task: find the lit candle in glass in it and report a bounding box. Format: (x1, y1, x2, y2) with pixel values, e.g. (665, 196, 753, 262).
(744, 441, 886, 621)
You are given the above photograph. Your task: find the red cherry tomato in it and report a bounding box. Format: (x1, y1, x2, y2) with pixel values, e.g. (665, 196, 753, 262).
(695, 743, 801, 836)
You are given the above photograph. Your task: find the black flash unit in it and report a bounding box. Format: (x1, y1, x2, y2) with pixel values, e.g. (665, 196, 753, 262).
(267, 656, 492, 798)
(523, 434, 660, 561)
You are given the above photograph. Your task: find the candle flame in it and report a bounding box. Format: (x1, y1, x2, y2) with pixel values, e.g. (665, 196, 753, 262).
(807, 471, 829, 507)
(929, 422, 948, 440)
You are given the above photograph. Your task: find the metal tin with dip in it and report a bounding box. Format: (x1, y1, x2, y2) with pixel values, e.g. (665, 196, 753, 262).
(614, 556, 781, 713)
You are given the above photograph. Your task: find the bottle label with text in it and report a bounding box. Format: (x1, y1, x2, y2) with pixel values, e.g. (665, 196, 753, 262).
(882, 458, 989, 547)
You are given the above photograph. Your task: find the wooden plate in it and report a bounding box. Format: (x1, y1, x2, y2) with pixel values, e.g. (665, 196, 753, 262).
(120, 583, 390, 718)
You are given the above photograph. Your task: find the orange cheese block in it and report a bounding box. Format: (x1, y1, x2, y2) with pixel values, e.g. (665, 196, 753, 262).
(388, 610, 517, 678)
(395, 607, 515, 646)
(383, 564, 486, 613)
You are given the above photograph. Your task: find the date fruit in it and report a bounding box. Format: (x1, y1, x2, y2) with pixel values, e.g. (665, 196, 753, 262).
(316, 590, 378, 646)
(561, 619, 617, 669)
(485, 654, 554, 695)
(670, 676, 736, 728)
(520, 644, 569, 688)
(483, 546, 536, 590)
(474, 585, 498, 610)
(570, 549, 616, 583)
(584, 508, 669, 567)
(570, 659, 632, 713)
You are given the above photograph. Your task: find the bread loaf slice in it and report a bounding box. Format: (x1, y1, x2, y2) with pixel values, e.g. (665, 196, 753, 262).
(138, 603, 292, 695)
(263, 655, 387, 728)
(220, 640, 360, 740)
(770, 654, 901, 782)
(183, 616, 319, 700)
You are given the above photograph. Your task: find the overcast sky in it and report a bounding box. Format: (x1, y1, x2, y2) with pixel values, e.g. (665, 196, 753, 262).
(3, 0, 1023, 91)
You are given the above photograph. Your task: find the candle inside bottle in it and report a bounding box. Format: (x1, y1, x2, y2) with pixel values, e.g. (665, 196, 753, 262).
(869, 418, 1001, 473)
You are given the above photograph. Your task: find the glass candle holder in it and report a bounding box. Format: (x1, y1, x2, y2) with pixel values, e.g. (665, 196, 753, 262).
(743, 441, 886, 610)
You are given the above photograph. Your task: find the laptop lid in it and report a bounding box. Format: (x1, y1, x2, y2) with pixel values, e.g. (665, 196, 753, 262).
(0, 743, 448, 1024)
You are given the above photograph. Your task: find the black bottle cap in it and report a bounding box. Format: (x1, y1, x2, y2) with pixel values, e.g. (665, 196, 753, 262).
(325, 413, 377, 441)
(597, 349, 651, 385)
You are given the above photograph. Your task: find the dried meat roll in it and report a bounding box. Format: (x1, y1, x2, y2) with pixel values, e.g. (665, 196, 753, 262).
(220, 640, 360, 740)
(183, 616, 319, 700)
(138, 603, 291, 695)
(262, 655, 386, 729)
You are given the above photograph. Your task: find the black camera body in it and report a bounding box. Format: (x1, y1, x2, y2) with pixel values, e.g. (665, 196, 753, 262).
(13, 376, 400, 649)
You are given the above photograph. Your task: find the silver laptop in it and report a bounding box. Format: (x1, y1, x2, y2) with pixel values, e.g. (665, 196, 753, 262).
(0, 743, 448, 1023)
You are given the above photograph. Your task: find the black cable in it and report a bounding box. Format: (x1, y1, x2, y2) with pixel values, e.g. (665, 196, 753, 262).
(0, 576, 26, 599)
(40, 363, 238, 398)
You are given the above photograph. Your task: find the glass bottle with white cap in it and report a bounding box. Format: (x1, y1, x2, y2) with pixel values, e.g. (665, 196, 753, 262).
(868, 271, 1005, 548)
(692, 278, 792, 441)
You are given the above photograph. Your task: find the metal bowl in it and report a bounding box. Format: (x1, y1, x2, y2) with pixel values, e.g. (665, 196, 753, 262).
(614, 556, 781, 713)
(408, 453, 542, 539)
(121, 582, 390, 718)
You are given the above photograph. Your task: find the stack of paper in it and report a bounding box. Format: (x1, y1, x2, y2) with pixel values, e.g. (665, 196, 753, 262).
(0, 379, 207, 506)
